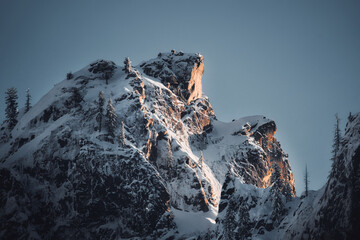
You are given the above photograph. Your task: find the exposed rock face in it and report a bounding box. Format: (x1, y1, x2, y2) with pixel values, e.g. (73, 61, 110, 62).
(254, 121, 296, 195)
(216, 113, 360, 240)
(140, 52, 204, 104)
(0, 51, 295, 239)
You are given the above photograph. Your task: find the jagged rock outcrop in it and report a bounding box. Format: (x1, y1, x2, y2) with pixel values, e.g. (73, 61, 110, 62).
(216, 113, 360, 240)
(140, 52, 204, 104)
(0, 51, 295, 239)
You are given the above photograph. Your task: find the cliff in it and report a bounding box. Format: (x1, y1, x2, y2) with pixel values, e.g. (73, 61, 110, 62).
(0, 51, 295, 239)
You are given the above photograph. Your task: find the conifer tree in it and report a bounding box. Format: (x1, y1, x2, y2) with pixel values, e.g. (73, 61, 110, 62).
(96, 91, 105, 132)
(167, 140, 174, 170)
(25, 88, 31, 113)
(271, 164, 285, 225)
(71, 88, 83, 107)
(304, 164, 309, 197)
(105, 99, 117, 137)
(237, 201, 251, 240)
(282, 184, 293, 202)
(5, 87, 18, 130)
(104, 70, 113, 85)
(331, 114, 341, 163)
(118, 121, 126, 146)
(66, 72, 73, 80)
(199, 151, 204, 167)
(123, 57, 131, 74)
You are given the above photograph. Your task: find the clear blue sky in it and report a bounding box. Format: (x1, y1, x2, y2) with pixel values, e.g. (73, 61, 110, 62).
(1, 0, 359, 194)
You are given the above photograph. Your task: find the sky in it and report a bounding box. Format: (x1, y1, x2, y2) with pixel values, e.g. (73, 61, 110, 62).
(0, 0, 359, 195)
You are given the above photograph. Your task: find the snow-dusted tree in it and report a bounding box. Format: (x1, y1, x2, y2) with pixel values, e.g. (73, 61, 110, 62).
(282, 183, 293, 202)
(236, 200, 251, 240)
(304, 164, 309, 197)
(118, 121, 126, 146)
(72, 88, 83, 107)
(123, 57, 131, 74)
(224, 199, 238, 240)
(271, 164, 285, 225)
(105, 99, 117, 137)
(25, 88, 31, 113)
(331, 113, 341, 163)
(96, 91, 105, 132)
(64, 88, 82, 108)
(271, 164, 283, 190)
(199, 151, 204, 167)
(5, 87, 18, 130)
(166, 140, 174, 179)
(224, 198, 251, 240)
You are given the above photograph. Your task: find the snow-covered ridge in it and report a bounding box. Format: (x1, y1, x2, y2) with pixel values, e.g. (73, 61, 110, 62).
(216, 113, 360, 240)
(0, 51, 296, 239)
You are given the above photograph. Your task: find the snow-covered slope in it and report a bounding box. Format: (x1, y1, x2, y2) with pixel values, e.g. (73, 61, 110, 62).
(216, 113, 360, 240)
(0, 51, 296, 239)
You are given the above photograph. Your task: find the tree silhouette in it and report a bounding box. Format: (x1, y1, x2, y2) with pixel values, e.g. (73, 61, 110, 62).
(304, 164, 309, 197)
(331, 113, 342, 163)
(96, 91, 105, 132)
(5, 87, 18, 130)
(105, 99, 117, 137)
(25, 88, 31, 113)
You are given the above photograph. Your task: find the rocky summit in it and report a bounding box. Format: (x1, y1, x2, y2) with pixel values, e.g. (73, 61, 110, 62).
(0, 51, 357, 239)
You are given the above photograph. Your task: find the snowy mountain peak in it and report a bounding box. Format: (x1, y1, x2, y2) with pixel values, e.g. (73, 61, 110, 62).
(140, 51, 204, 104)
(0, 51, 297, 239)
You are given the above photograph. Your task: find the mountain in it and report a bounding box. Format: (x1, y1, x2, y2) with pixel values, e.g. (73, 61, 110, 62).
(2, 51, 355, 239)
(216, 113, 360, 240)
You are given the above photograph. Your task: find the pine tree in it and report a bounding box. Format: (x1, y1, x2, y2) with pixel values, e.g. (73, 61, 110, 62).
(348, 112, 354, 123)
(25, 88, 31, 113)
(96, 91, 105, 132)
(331, 113, 341, 162)
(118, 121, 126, 146)
(304, 164, 309, 197)
(123, 57, 131, 74)
(282, 184, 293, 202)
(69, 88, 83, 107)
(166, 140, 174, 173)
(224, 198, 250, 240)
(5, 87, 19, 130)
(237, 201, 251, 240)
(199, 151, 204, 167)
(66, 72, 73, 80)
(271, 164, 283, 190)
(271, 164, 285, 225)
(224, 199, 237, 240)
(103, 70, 113, 85)
(105, 99, 117, 137)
